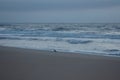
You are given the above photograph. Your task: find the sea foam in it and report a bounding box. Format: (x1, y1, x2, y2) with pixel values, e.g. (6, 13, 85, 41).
(0, 23, 120, 56)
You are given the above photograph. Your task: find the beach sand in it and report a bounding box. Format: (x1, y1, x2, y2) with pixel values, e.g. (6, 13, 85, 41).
(0, 46, 120, 80)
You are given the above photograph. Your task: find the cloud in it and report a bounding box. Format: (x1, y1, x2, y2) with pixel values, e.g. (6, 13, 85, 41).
(0, 0, 120, 23)
(0, 0, 120, 11)
(0, 6, 120, 23)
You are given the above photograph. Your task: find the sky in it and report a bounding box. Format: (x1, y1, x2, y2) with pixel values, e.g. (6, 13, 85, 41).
(0, 0, 120, 23)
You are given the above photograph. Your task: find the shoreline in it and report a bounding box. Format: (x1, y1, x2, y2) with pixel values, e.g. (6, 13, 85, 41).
(0, 46, 120, 80)
(0, 45, 120, 58)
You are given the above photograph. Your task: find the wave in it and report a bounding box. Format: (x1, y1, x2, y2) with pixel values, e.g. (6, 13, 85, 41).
(66, 39, 92, 44)
(0, 23, 120, 56)
(1, 32, 120, 40)
(0, 24, 120, 39)
(0, 23, 120, 31)
(104, 49, 120, 56)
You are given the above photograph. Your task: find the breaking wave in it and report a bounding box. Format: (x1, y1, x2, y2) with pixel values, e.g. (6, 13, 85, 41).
(0, 23, 120, 56)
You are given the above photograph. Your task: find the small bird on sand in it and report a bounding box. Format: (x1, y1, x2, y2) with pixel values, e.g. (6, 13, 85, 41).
(53, 49, 57, 52)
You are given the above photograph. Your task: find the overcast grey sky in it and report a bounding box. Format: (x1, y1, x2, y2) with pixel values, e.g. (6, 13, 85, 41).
(0, 0, 120, 23)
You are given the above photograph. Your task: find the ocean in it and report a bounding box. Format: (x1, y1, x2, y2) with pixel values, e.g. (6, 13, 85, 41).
(0, 23, 120, 56)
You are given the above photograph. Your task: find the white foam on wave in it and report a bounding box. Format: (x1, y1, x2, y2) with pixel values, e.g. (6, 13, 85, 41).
(0, 38, 120, 56)
(0, 27, 7, 31)
(0, 23, 120, 56)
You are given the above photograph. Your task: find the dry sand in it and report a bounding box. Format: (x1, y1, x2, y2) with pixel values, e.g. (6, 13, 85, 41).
(0, 46, 120, 80)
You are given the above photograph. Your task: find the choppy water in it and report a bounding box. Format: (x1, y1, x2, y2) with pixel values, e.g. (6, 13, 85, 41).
(0, 23, 120, 56)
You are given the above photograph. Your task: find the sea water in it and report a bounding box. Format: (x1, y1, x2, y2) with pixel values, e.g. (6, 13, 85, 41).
(0, 23, 120, 56)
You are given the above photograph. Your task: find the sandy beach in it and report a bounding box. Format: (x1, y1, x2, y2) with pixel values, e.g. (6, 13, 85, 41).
(0, 46, 120, 80)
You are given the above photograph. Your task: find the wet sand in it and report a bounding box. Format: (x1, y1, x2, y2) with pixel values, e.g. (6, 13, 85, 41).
(0, 46, 120, 80)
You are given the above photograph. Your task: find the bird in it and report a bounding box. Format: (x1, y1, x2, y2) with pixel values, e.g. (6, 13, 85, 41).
(53, 49, 57, 52)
